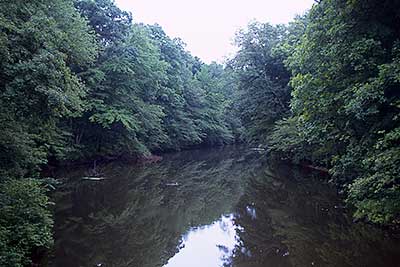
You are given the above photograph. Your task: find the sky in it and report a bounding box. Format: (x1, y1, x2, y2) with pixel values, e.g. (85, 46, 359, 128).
(115, 0, 315, 63)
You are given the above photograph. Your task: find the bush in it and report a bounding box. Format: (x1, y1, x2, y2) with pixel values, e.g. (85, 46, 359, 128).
(0, 179, 53, 267)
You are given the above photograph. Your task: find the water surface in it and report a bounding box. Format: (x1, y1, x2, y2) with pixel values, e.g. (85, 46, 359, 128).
(47, 147, 400, 267)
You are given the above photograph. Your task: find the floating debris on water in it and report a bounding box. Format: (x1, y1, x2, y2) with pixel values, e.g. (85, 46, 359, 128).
(82, 177, 106, 181)
(165, 182, 179, 186)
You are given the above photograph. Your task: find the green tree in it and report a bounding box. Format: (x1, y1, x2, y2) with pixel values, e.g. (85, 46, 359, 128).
(0, 179, 53, 267)
(231, 22, 292, 144)
(75, 0, 132, 44)
(0, 0, 97, 176)
(81, 24, 169, 156)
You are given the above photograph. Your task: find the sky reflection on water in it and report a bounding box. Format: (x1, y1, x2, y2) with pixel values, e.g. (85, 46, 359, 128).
(164, 214, 237, 267)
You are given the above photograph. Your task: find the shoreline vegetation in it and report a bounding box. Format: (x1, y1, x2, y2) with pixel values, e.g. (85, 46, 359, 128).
(0, 0, 399, 266)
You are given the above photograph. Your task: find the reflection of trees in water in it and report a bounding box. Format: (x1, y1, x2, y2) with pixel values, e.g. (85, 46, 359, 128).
(232, 163, 400, 267)
(47, 149, 400, 267)
(48, 147, 262, 267)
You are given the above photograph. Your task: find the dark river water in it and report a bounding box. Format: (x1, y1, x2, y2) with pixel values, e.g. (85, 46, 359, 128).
(46, 147, 400, 267)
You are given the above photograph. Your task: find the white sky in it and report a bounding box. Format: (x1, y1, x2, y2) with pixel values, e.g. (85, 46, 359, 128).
(115, 0, 315, 63)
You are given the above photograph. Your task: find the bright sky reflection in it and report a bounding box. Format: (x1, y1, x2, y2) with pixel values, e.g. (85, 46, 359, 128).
(163, 214, 238, 267)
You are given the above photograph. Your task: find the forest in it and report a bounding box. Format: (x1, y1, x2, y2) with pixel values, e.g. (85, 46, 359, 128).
(0, 0, 399, 266)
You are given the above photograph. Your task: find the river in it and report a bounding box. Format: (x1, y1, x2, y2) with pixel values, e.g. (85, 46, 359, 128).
(46, 147, 400, 267)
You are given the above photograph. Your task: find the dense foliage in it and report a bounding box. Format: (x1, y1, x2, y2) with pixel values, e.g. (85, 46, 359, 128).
(234, 0, 400, 225)
(0, 179, 53, 267)
(231, 22, 293, 143)
(68, 0, 239, 159)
